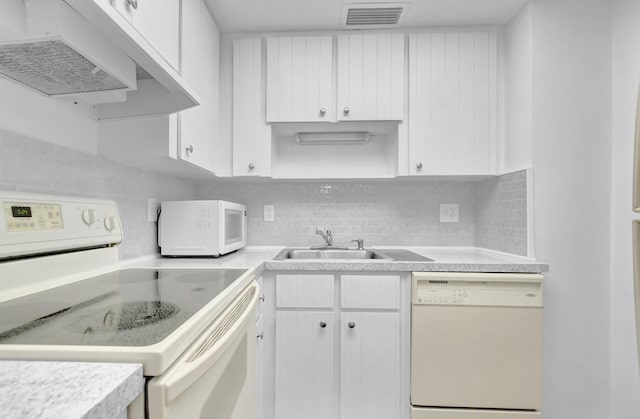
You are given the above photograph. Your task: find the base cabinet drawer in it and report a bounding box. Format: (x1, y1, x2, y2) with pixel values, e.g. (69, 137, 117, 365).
(341, 274, 400, 309)
(276, 274, 334, 308)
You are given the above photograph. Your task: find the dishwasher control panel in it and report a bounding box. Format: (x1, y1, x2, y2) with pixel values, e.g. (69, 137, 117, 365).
(413, 273, 543, 308)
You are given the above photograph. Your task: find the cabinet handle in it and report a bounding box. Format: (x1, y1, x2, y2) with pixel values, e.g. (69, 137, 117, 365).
(259, 294, 265, 302)
(343, 107, 350, 116)
(256, 332, 264, 340)
(319, 321, 327, 328)
(186, 145, 194, 154)
(348, 321, 356, 329)
(319, 108, 326, 116)
(127, 0, 138, 9)
(248, 163, 255, 170)
(416, 162, 423, 170)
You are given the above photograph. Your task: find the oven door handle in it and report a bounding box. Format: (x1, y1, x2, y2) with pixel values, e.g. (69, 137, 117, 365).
(148, 281, 258, 417)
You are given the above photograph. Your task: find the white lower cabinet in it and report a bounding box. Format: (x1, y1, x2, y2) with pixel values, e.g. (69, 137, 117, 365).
(341, 311, 400, 419)
(261, 271, 409, 419)
(275, 311, 335, 419)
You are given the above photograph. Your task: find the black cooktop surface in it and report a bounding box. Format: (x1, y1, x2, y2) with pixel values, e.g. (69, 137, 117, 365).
(0, 268, 247, 347)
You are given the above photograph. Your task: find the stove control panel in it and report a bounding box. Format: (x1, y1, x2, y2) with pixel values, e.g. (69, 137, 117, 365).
(3, 203, 63, 232)
(0, 192, 122, 259)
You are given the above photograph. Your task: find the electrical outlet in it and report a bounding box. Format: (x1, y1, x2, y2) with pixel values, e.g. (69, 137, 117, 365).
(264, 205, 275, 222)
(148, 198, 159, 222)
(440, 203, 459, 223)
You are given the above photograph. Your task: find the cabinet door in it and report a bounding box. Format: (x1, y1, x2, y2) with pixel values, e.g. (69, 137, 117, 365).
(275, 311, 334, 419)
(266, 36, 333, 122)
(341, 312, 400, 419)
(337, 33, 405, 121)
(177, 0, 219, 172)
(233, 38, 272, 177)
(408, 32, 498, 175)
(129, 0, 180, 71)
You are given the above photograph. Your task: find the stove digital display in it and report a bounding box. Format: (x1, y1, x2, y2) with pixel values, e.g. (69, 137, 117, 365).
(11, 206, 32, 218)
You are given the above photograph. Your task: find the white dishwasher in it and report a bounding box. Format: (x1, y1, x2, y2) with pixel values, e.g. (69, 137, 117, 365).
(411, 272, 543, 419)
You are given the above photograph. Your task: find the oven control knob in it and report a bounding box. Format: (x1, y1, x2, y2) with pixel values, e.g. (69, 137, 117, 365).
(104, 215, 117, 232)
(82, 209, 96, 226)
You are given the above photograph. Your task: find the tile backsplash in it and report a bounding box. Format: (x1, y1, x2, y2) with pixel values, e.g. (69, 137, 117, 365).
(0, 129, 529, 258)
(196, 172, 530, 256)
(475, 170, 529, 256)
(197, 180, 477, 248)
(0, 130, 196, 259)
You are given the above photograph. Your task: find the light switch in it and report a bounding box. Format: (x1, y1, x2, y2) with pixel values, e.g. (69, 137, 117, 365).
(440, 203, 459, 223)
(264, 205, 275, 222)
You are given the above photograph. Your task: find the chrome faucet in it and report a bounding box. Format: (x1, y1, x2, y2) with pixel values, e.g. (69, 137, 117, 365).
(350, 239, 364, 250)
(316, 228, 333, 246)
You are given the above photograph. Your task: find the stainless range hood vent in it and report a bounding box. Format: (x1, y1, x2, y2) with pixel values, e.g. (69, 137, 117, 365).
(0, 39, 128, 96)
(342, 3, 408, 27)
(0, 0, 136, 104)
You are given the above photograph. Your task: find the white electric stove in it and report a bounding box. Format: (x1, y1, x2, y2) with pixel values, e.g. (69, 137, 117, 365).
(0, 191, 258, 419)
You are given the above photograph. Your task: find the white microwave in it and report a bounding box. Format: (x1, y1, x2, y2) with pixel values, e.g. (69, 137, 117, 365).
(158, 200, 247, 257)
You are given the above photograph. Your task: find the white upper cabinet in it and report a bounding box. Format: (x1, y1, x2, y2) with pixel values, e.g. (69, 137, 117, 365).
(266, 36, 333, 122)
(233, 38, 272, 177)
(266, 33, 405, 123)
(97, 0, 221, 179)
(337, 33, 405, 121)
(109, 0, 180, 71)
(177, 0, 219, 172)
(63, 0, 199, 118)
(407, 32, 499, 175)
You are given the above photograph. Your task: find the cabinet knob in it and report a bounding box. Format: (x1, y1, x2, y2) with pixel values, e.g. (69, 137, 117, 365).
(186, 144, 194, 154)
(319, 321, 327, 328)
(256, 332, 264, 340)
(348, 321, 356, 329)
(259, 294, 265, 302)
(319, 108, 326, 116)
(416, 162, 423, 170)
(127, 0, 138, 9)
(248, 163, 255, 170)
(343, 107, 350, 116)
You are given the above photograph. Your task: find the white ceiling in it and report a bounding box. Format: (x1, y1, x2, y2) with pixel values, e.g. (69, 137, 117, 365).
(204, 0, 530, 33)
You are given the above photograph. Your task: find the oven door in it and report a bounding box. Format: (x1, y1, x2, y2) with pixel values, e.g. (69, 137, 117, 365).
(147, 281, 258, 419)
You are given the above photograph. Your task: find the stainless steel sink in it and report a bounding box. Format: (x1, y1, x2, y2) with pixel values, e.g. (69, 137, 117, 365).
(273, 248, 434, 262)
(274, 248, 392, 260)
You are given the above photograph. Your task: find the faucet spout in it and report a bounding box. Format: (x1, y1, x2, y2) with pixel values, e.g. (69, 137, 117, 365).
(315, 228, 333, 246)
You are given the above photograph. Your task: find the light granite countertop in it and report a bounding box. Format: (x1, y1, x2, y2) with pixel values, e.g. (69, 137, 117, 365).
(0, 361, 143, 419)
(128, 246, 548, 273)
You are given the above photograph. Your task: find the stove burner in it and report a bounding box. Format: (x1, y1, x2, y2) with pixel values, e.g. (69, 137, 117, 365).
(67, 301, 180, 335)
(116, 301, 179, 330)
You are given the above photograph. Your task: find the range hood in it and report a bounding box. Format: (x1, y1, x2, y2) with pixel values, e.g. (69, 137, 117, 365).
(0, 0, 137, 105)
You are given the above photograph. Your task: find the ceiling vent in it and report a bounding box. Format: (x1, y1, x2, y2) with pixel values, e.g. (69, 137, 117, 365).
(341, 3, 409, 27)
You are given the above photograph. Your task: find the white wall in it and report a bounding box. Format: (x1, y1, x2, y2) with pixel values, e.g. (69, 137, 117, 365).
(610, 0, 640, 416)
(530, 0, 612, 418)
(503, 4, 533, 173)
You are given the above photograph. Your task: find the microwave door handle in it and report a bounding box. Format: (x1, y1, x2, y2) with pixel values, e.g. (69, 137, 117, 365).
(147, 282, 259, 418)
